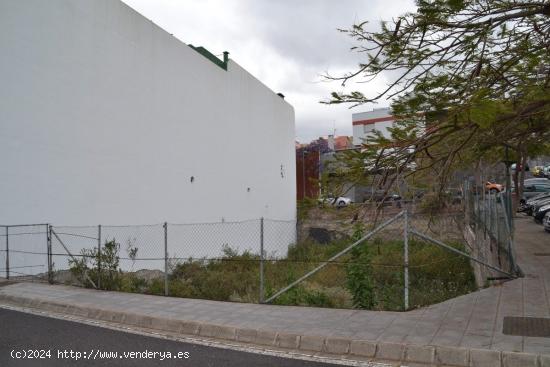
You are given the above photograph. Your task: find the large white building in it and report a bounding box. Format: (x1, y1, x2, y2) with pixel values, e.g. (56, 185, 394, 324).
(0, 0, 296, 226)
(352, 107, 394, 146)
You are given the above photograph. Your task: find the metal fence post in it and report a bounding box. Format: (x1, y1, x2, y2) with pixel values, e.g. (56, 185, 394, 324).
(482, 181, 487, 238)
(495, 196, 500, 246)
(499, 199, 518, 275)
(510, 189, 515, 238)
(164, 222, 168, 297)
(474, 181, 479, 219)
(260, 217, 265, 304)
(493, 194, 497, 234)
(489, 192, 494, 233)
(5, 226, 9, 280)
(464, 180, 469, 222)
(403, 210, 409, 311)
(489, 192, 495, 234)
(98, 225, 102, 290)
(47, 224, 53, 284)
(494, 194, 501, 261)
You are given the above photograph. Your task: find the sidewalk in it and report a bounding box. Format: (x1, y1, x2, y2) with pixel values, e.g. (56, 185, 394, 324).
(0, 216, 548, 367)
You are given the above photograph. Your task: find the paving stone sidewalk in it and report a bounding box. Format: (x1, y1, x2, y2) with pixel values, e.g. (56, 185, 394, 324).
(0, 216, 548, 365)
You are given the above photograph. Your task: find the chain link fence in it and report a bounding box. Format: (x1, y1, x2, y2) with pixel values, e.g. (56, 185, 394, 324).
(463, 179, 519, 284)
(0, 202, 518, 311)
(0, 219, 294, 303)
(264, 207, 492, 311)
(281, 187, 518, 311)
(0, 224, 49, 281)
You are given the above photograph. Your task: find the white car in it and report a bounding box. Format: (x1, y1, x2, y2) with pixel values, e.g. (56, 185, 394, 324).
(319, 197, 352, 207)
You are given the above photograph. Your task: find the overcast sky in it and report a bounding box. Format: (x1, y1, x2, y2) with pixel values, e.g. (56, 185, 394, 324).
(122, 0, 416, 143)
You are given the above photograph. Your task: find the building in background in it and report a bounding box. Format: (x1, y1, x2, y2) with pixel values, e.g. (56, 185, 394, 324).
(296, 135, 352, 200)
(349, 108, 404, 202)
(0, 0, 296, 226)
(352, 107, 394, 146)
(296, 139, 325, 201)
(328, 135, 353, 151)
(350, 107, 429, 202)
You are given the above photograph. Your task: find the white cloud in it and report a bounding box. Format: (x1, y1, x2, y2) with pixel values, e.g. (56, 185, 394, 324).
(122, 0, 416, 143)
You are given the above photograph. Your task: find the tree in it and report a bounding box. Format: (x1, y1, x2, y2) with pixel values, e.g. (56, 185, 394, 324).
(325, 0, 550, 205)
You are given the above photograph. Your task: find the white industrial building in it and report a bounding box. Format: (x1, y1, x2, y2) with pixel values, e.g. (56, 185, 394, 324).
(352, 107, 395, 146)
(0, 0, 296, 226)
(349, 107, 420, 203)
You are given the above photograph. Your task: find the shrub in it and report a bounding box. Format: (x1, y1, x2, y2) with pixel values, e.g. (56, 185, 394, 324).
(345, 237, 476, 311)
(119, 273, 148, 293)
(146, 277, 165, 296)
(67, 232, 476, 312)
(168, 246, 260, 302)
(346, 243, 376, 309)
(69, 240, 122, 290)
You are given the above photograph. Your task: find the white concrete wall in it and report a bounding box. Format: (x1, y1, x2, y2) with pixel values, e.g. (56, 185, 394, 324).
(373, 120, 394, 139)
(352, 124, 366, 146)
(0, 0, 296, 228)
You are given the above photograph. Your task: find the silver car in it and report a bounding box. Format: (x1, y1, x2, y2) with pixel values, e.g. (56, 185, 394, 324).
(517, 183, 550, 201)
(544, 212, 550, 233)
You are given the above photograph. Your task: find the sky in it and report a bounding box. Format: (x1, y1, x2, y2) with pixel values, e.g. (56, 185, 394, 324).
(122, 0, 417, 143)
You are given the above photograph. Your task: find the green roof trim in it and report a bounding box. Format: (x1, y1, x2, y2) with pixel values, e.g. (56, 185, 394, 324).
(189, 45, 228, 71)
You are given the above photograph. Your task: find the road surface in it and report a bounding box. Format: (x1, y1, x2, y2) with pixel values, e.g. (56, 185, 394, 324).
(0, 307, 368, 367)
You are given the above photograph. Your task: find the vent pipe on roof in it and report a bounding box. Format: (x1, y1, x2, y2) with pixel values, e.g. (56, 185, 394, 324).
(277, 93, 285, 99)
(189, 45, 229, 71)
(223, 51, 229, 66)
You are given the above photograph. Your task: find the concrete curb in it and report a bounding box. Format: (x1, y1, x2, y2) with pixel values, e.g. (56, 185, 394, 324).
(0, 294, 547, 367)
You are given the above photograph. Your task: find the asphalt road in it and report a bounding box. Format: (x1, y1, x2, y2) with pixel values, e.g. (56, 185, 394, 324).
(0, 308, 347, 367)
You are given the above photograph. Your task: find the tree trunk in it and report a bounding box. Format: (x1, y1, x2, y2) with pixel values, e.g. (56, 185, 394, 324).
(474, 159, 483, 191)
(512, 145, 527, 212)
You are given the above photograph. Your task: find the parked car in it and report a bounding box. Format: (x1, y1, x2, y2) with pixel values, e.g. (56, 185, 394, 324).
(362, 190, 401, 202)
(544, 212, 550, 232)
(514, 182, 550, 201)
(520, 193, 550, 215)
(512, 177, 550, 188)
(530, 197, 550, 217)
(319, 196, 352, 207)
(511, 163, 530, 173)
(533, 201, 550, 224)
(533, 166, 545, 178)
(524, 177, 550, 184)
(485, 181, 503, 193)
(513, 178, 550, 192)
